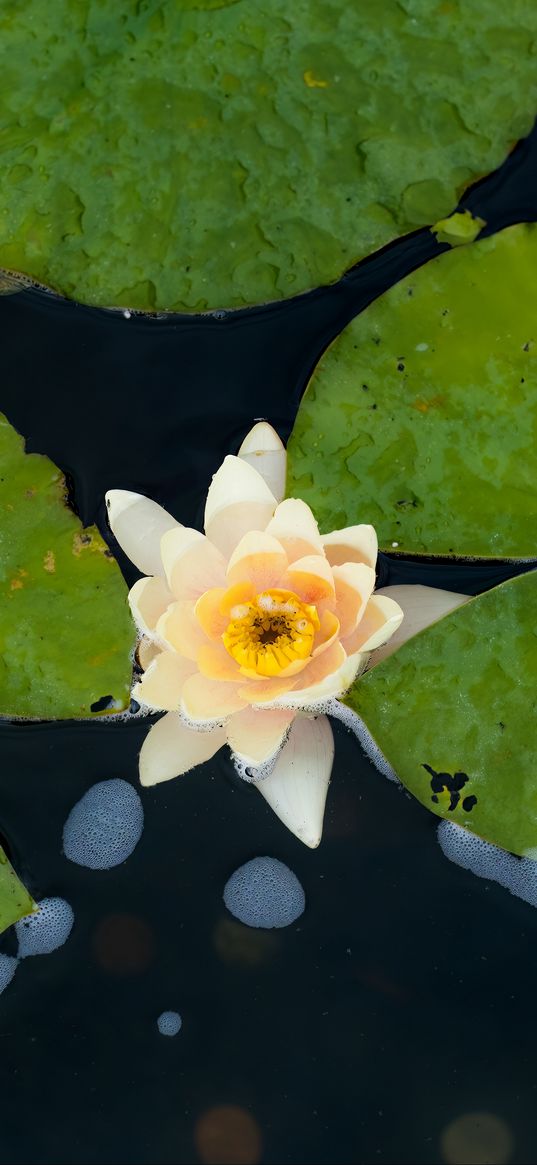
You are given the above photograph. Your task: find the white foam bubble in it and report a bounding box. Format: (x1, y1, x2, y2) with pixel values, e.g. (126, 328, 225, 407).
(0, 953, 18, 995)
(327, 700, 400, 783)
(15, 897, 74, 958)
(438, 820, 537, 908)
(63, 779, 144, 870)
(224, 856, 305, 929)
(157, 1010, 182, 1037)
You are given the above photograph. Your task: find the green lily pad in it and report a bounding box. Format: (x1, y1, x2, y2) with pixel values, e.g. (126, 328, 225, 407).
(346, 571, 537, 856)
(287, 223, 537, 558)
(0, 413, 135, 719)
(0, 2, 536, 311)
(0, 845, 35, 935)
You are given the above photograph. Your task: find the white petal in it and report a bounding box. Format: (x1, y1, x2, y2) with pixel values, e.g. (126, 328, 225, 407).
(321, 525, 378, 569)
(160, 527, 227, 599)
(238, 422, 287, 503)
(128, 575, 174, 637)
(204, 455, 277, 557)
(370, 585, 471, 666)
(261, 645, 365, 710)
(264, 498, 324, 561)
(351, 596, 400, 652)
(139, 713, 226, 786)
(256, 715, 334, 848)
(106, 489, 180, 576)
(132, 651, 196, 711)
(226, 707, 295, 767)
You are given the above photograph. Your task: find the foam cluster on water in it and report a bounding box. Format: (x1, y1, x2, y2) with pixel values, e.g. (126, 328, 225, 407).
(15, 897, 74, 958)
(157, 1010, 182, 1037)
(438, 820, 537, 907)
(231, 735, 291, 784)
(0, 953, 18, 995)
(224, 856, 305, 929)
(63, 779, 144, 869)
(326, 699, 400, 783)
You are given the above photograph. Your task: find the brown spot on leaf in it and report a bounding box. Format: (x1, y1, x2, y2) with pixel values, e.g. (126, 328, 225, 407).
(43, 550, 55, 573)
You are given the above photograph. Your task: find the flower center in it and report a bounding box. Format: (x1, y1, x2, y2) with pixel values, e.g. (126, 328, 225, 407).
(222, 588, 320, 677)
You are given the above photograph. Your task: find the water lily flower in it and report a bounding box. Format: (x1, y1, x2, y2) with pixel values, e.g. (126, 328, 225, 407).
(106, 422, 407, 848)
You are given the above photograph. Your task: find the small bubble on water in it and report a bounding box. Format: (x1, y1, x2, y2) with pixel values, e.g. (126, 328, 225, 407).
(157, 1010, 182, 1037)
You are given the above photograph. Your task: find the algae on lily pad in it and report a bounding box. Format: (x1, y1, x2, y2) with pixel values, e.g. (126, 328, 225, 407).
(0, 845, 35, 935)
(287, 223, 537, 559)
(0, 413, 134, 719)
(347, 571, 537, 857)
(0, 1, 536, 311)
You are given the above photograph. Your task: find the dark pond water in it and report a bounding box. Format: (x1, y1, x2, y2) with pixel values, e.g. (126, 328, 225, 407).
(0, 124, 536, 1165)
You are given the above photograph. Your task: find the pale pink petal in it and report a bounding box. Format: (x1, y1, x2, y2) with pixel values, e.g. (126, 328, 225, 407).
(128, 575, 174, 637)
(312, 610, 340, 657)
(196, 642, 242, 682)
(265, 498, 324, 562)
(139, 713, 226, 786)
(180, 673, 246, 725)
(194, 587, 229, 641)
(204, 454, 277, 557)
(226, 706, 296, 767)
(157, 601, 208, 661)
(238, 674, 300, 706)
(106, 489, 180, 576)
(161, 527, 227, 600)
(342, 594, 404, 656)
(238, 422, 287, 503)
(321, 525, 378, 569)
(333, 563, 376, 637)
(279, 555, 335, 604)
(133, 651, 196, 711)
(368, 585, 470, 667)
(256, 715, 334, 848)
(226, 531, 287, 591)
(266, 643, 366, 709)
(137, 637, 161, 671)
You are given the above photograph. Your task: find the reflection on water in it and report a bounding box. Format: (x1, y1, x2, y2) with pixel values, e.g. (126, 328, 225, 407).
(440, 1112, 514, 1165)
(194, 1106, 262, 1165)
(92, 913, 156, 976)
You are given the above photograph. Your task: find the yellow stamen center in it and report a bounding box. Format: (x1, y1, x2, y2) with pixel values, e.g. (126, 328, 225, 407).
(222, 588, 320, 677)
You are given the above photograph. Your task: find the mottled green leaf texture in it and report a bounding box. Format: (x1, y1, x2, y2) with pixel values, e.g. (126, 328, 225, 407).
(287, 223, 537, 558)
(0, 414, 135, 719)
(0, 845, 35, 935)
(0, 1, 536, 310)
(347, 571, 537, 856)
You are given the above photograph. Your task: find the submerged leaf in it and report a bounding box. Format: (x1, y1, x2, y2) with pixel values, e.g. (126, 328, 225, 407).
(0, 413, 135, 719)
(346, 571, 537, 857)
(287, 224, 537, 558)
(0, 845, 35, 935)
(0, 2, 536, 310)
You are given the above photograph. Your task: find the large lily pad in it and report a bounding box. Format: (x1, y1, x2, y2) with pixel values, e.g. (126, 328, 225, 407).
(346, 571, 537, 856)
(0, 413, 134, 719)
(0, 845, 35, 935)
(287, 223, 537, 558)
(0, 2, 536, 311)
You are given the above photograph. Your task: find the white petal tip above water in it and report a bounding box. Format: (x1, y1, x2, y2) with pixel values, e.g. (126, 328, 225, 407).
(238, 423, 287, 503)
(256, 714, 334, 847)
(238, 421, 285, 456)
(105, 489, 180, 576)
(371, 584, 471, 665)
(106, 488, 145, 520)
